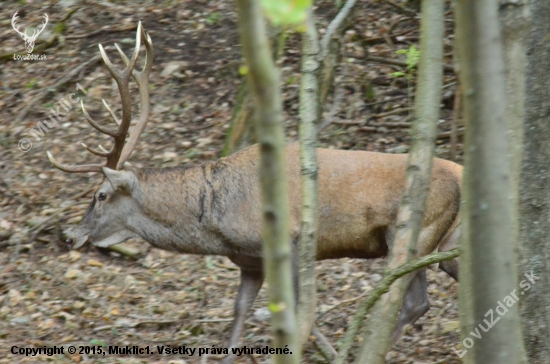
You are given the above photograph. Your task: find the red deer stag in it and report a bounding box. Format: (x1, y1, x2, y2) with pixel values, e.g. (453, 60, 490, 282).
(48, 23, 462, 363)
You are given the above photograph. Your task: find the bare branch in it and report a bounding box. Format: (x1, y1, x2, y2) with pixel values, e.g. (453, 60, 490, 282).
(319, 0, 358, 60)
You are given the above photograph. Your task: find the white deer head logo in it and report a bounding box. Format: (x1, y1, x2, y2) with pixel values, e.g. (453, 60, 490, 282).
(12, 12, 49, 53)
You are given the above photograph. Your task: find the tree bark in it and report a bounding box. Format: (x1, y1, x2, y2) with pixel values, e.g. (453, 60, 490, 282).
(236, 1, 299, 363)
(499, 4, 530, 360)
(499, 2, 530, 361)
(519, 0, 550, 361)
(455, 0, 526, 363)
(353, 1, 445, 363)
(499, 0, 530, 197)
(297, 10, 320, 348)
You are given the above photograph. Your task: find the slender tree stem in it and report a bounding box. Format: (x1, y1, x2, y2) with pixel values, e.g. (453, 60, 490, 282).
(353, 1, 445, 362)
(236, 1, 299, 363)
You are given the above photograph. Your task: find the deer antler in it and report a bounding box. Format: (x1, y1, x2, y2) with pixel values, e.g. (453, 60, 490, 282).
(48, 22, 153, 173)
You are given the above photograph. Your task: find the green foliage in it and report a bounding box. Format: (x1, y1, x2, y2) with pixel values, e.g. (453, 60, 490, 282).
(391, 45, 419, 81)
(391, 71, 405, 78)
(261, 0, 312, 25)
(407, 46, 420, 69)
(391, 45, 420, 113)
(238, 65, 249, 76)
(205, 12, 221, 25)
(53, 22, 66, 34)
(268, 301, 288, 313)
(25, 78, 39, 89)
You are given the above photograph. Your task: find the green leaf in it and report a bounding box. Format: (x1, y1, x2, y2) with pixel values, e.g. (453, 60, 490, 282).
(238, 65, 249, 76)
(25, 78, 39, 89)
(205, 12, 221, 25)
(391, 71, 405, 78)
(268, 301, 288, 313)
(261, 0, 312, 25)
(406, 45, 420, 70)
(53, 22, 66, 34)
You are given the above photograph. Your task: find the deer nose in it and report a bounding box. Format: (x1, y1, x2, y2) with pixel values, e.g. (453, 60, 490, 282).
(65, 238, 74, 248)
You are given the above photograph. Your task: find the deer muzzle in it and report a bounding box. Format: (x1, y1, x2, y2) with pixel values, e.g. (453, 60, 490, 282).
(66, 235, 89, 250)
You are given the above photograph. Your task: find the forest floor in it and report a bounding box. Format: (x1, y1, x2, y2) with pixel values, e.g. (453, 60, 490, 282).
(0, 0, 463, 363)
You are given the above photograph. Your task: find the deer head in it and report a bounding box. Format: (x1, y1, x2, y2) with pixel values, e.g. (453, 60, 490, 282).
(12, 12, 48, 53)
(48, 22, 153, 249)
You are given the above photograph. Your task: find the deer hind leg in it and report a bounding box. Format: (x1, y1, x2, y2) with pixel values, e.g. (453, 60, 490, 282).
(391, 267, 429, 346)
(437, 226, 460, 281)
(221, 266, 264, 364)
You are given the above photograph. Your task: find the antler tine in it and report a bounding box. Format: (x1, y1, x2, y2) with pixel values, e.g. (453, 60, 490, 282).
(117, 22, 153, 168)
(115, 43, 130, 67)
(98, 44, 123, 83)
(47, 151, 104, 173)
(80, 100, 118, 136)
(102, 99, 121, 125)
(81, 143, 111, 157)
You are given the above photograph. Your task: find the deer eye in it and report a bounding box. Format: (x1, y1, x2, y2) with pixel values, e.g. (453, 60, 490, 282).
(98, 192, 107, 201)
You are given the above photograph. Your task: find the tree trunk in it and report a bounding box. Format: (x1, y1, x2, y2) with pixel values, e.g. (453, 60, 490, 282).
(353, 1, 444, 363)
(236, 1, 299, 363)
(499, 0, 530, 198)
(297, 10, 320, 348)
(222, 80, 256, 156)
(454, 0, 526, 363)
(518, 0, 550, 362)
(499, 2, 531, 362)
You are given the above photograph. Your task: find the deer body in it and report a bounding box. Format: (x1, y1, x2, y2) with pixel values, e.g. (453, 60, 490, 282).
(68, 143, 462, 362)
(100, 144, 461, 263)
(49, 24, 462, 362)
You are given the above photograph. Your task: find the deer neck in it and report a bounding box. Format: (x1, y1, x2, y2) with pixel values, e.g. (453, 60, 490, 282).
(126, 165, 240, 257)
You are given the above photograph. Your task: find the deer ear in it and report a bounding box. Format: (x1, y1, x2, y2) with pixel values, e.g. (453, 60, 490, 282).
(102, 167, 138, 193)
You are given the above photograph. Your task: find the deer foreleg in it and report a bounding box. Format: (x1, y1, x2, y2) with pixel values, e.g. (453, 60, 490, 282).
(221, 267, 264, 364)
